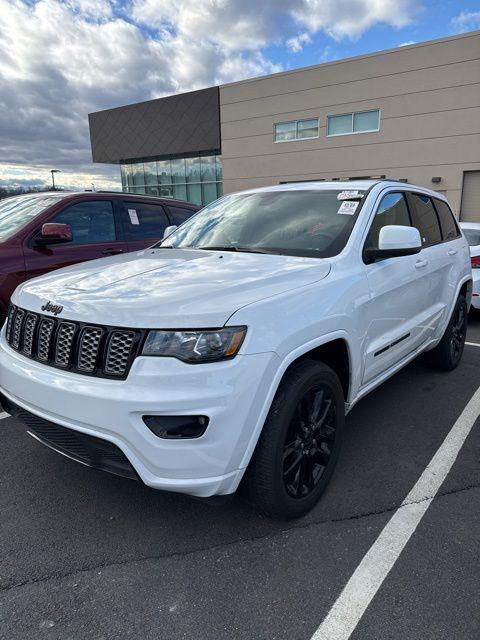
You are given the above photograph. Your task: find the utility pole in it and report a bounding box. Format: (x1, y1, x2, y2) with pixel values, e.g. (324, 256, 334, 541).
(50, 169, 61, 190)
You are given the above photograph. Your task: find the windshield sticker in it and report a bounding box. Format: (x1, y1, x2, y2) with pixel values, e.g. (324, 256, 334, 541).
(337, 201, 359, 215)
(128, 209, 139, 225)
(337, 190, 363, 200)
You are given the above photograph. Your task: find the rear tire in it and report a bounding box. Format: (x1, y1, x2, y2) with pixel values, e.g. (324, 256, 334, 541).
(244, 360, 344, 519)
(426, 295, 467, 371)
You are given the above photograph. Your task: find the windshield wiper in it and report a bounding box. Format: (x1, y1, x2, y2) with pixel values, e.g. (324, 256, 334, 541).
(195, 245, 279, 255)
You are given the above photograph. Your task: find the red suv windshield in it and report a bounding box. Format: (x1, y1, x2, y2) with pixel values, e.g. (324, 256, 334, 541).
(0, 193, 66, 241)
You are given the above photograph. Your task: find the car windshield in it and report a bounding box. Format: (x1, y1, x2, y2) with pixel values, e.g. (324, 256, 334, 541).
(0, 194, 66, 241)
(159, 189, 365, 258)
(462, 228, 480, 247)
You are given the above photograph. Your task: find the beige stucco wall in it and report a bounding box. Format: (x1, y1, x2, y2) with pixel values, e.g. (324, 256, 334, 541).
(219, 31, 480, 216)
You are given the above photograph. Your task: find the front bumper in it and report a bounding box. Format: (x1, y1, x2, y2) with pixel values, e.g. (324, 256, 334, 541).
(0, 337, 279, 497)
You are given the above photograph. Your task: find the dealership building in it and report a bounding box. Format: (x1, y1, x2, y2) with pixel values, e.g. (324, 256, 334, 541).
(89, 30, 480, 219)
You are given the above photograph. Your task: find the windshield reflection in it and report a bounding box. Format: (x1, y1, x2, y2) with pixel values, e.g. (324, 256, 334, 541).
(160, 190, 364, 258)
(0, 194, 66, 240)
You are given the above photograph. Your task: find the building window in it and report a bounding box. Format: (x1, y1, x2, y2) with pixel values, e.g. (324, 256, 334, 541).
(120, 152, 222, 206)
(274, 118, 319, 142)
(327, 109, 380, 136)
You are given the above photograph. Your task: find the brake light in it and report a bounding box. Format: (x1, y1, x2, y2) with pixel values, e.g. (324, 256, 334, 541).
(471, 256, 480, 269)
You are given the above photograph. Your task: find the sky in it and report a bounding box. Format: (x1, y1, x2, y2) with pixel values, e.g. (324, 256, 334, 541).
(0, 0, 479, 192)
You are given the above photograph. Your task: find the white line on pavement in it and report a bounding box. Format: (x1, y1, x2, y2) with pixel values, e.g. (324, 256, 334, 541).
(311, 384, 480, 640)
(466, 341, 480, 347)
(0, 412, 10, 420)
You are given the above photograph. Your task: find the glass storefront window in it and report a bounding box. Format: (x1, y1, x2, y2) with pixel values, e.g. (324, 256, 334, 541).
(122, 164, 134, 189)
(144, 162, 158, 185)
(201, 155, 216, 182)
(185, 156, 201, 183)
(216, 155, 223, 182)
(202, 182, 217, 204)
(173, 184, 187, 200)
(131, 163, 145, 186)
(187, 183, 202, 205)
(121, 153, 222, 206)
(171, 157, 186, 183)
(157, 159, 172, 184)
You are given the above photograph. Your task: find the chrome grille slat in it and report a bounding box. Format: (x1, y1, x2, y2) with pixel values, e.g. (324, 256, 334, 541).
(105, 331, 135, 376)
(54, 322, 76, 367)
(12, 308, 25, 349)
(37, 318, 55, 361)
(77, 327, 104, 372)
(5, 305, 140, 379)
(22, 313, 38, 356)
(5, 305, 16, 342)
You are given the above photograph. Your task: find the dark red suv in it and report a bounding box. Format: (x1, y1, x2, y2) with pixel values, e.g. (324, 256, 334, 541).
(0, 191, 199, 323)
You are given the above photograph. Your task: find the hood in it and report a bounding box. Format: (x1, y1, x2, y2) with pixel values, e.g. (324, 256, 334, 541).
(14, 247, 331, 328)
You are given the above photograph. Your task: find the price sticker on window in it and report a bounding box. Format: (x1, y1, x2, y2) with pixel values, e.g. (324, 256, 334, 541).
(128, 209, 139, 225)
(337, 190, 362, 200)
(337, 200, 359, 215)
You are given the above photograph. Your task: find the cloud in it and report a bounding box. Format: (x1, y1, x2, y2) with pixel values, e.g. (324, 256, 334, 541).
(398, 40, 416, 46)
(292, 0, 420, 41)
(0, 0, 423, 188)
(287, 33, 312, 52)
(0, 162, 121, 191)
(451, 11, 480, 33)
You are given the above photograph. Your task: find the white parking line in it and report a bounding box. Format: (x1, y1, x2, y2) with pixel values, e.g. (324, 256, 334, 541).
(466, 341, 480, 347)
(311, 384, 480, 640)
(0, 412, 10, 420)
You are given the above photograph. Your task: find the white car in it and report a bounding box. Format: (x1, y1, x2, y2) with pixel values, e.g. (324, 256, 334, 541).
(0, 181, 472, 518)
(460, 222, 480, 309)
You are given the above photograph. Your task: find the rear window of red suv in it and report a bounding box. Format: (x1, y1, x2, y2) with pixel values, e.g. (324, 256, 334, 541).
(0, 194, 66, 240)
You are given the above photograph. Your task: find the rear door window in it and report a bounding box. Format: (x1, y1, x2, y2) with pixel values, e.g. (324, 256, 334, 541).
(433, 198, 460, 241)
(167, 205, 196, 226)
(52, 200, 116, 244)
(122, 202, 169, 241)
(408, 193, 442, 247)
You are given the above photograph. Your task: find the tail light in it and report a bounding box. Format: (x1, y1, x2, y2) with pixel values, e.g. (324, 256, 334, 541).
(471, 256, 480, 269)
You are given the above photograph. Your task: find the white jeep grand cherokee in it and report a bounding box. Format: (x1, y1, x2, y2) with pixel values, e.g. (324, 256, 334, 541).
(0, 181, 472, 518)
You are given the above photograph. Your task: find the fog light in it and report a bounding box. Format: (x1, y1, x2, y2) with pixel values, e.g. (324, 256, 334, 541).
(143, 415, 209, 439)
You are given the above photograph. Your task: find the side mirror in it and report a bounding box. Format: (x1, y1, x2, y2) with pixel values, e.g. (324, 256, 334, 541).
(35, 223, 73, 246)
(365, 225, 422, 262)
(163, 225, 178, 239)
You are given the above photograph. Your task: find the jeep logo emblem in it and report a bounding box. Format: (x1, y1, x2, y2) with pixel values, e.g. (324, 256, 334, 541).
(41, 301, 63, 316)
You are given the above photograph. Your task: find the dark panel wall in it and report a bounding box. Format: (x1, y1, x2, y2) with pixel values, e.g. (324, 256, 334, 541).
(89, 87, 220, 163)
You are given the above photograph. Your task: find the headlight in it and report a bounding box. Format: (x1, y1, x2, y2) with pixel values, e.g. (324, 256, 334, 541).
(142, 326, 247, 363)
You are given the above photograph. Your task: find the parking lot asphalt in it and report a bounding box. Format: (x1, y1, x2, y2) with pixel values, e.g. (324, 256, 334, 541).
(1, 318, 480, 640)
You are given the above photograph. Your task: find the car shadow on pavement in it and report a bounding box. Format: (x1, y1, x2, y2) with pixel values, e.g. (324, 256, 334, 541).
(1, 343, 480, 590)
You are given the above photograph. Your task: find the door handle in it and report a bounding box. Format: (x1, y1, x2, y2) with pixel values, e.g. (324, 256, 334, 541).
(415, 259, 428, 268)
(448, 249, 458, 256)
(102, 248, 124, 256)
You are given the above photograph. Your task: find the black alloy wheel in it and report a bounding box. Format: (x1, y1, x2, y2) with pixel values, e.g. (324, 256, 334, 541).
(426, 294, 468, 371)
(244, 360, 344, 519)
(450, 301, 467, 364)
(283, 385, 336, 498)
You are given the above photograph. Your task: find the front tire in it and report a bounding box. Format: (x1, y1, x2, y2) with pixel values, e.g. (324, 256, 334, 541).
(427, 295, 467, 371)
(244, 360, 345, 519)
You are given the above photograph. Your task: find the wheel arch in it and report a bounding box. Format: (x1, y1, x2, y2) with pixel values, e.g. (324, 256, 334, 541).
(459, 278, 472, 305)
(238, 332, 353, 472)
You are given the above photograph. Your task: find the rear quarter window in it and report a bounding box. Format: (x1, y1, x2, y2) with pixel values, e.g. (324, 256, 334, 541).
(167, 205, 197, 226)
(433, 198, 460, 241)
